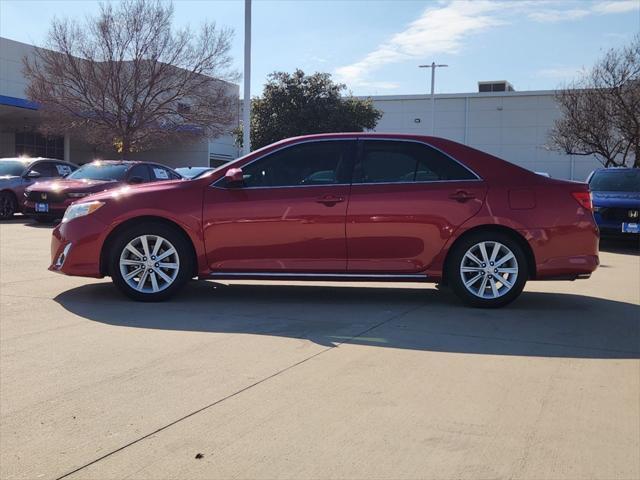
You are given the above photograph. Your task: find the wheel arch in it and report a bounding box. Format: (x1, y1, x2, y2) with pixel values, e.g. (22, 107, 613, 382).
(442, 225, 537, 284)
(100, 215, 198, 277)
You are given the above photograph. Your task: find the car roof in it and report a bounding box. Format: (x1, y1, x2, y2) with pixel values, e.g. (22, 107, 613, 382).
(83, 160, 178, 171)
(0, 156, 60, 163)
(592, 167, 637, 172)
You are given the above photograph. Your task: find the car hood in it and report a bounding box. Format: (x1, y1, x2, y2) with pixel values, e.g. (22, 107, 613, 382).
(78, 178, 185, 202)
(27, 179, 122, 193)
(592, 191, 640, 208)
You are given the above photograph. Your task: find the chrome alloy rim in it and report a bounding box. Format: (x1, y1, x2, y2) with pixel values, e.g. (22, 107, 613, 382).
(459, 241, 518, 299)
(119, 235, 180, 293)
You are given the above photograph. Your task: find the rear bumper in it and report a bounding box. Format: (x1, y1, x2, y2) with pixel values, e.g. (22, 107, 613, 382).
(521, 222, 600, 280)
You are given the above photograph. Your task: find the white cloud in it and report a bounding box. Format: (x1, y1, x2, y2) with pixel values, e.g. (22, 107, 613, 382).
(334, 0, 504, 88)
(528, 8, 591, 22)
(334, 0, 637, 90)
(592, 1, 639, 14)
(529, 0, 639, 23)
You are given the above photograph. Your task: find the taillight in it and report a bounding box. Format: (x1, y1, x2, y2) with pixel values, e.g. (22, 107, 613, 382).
(571, 191, 593, 211)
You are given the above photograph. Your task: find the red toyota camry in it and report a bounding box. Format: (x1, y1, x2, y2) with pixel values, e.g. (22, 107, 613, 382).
(49, 133, 599, 307)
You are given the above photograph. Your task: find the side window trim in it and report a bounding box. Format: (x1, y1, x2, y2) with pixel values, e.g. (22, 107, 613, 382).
(353, 137, 482, 184)
(212, 139, 357, 189)
(211, 137, 482, 190)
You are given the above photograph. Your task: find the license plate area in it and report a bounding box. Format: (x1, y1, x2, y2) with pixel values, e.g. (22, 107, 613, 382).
(622, 222, 639, 234)
(35, 203, 49, 213)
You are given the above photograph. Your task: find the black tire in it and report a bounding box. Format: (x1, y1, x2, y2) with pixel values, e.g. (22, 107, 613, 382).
(0, 191, 17, 220)
(447, 231, 528, 308)
(109, 222, 194, 301)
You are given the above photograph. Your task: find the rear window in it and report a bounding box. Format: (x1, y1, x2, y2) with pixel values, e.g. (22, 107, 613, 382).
(589, 170, 640, 193)
(68, 163, 129, 181)
(354, 140, 477, 184)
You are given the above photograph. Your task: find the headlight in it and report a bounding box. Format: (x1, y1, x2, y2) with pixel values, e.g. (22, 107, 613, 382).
(67, 192, 89, 198)
(62, 201, 104, 223)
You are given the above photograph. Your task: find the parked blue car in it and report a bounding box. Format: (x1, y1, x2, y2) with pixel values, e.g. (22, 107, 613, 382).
(587, 168, 640, 235)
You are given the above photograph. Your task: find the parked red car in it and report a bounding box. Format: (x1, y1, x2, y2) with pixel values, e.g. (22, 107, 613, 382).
(49, 134, 599, 307)
(0, 157, 77, 220)
(25, 160, 182, 222)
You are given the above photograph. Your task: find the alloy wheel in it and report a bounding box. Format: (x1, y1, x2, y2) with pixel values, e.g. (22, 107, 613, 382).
(459, 241, 519, 299)
(119, 234, 180, 293)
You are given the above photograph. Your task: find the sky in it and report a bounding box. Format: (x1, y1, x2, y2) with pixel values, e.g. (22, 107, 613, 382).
(0, 0, 638, 97)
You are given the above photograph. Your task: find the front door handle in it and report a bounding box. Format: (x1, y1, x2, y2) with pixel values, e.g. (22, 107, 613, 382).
(449, 190, 475, 202)
(316, 195, 345, 206)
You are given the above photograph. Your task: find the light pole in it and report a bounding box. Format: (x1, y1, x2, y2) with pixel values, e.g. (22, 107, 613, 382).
(419, 62, 447, 136)
(242, 0, 252, 156)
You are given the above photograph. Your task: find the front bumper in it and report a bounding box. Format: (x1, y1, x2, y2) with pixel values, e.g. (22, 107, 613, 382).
(594, 210, 640, 234)
(49, 216, 107, 278)
(24, 199, 74, 217)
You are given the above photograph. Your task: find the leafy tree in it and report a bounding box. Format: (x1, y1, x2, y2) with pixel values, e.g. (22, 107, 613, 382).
(237, 69, 382, 150)
(24, 0, 238, 157)
(549, 35, 639, 168)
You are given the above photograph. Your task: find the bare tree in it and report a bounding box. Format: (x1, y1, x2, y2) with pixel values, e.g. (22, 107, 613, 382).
(24, 0, 238, 157)
(549, 35, 639, 168)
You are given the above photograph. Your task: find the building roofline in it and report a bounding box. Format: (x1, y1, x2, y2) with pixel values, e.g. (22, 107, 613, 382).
(360, 90, 557, 101)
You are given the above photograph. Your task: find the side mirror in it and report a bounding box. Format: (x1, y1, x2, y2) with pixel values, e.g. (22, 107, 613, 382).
(224, 168, 244, 187)
(128, 176, 145, 185)
(26, 170, 41, 179)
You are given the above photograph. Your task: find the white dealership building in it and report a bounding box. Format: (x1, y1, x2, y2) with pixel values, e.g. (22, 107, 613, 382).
(366, 82, 601, 181)
(0, 37, 239, 168)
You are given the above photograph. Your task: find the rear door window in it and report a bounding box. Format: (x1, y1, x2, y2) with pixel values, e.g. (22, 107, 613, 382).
(151, 166, 178, 181)
(53, 163, 74, 177)
(354, 140, 477, 184)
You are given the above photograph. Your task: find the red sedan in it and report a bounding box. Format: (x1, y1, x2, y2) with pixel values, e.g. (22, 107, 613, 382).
(49, 134, 599, 307)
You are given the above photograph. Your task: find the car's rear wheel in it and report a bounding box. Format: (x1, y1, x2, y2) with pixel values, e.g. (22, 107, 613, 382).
(448, 231, 528, 308)
(109, 223, 193, 301)
(0, 192, 17, 220)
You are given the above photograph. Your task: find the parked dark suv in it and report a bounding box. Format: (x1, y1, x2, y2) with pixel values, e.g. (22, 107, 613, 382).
(0, 157, 77, 220)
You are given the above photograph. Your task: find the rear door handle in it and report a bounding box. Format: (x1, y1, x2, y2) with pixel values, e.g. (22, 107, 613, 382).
(316, 195, 345, 206)
(449, 190, 475, 202)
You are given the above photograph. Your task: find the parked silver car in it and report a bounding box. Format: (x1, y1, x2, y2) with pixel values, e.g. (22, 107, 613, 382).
(0, 157, 77, 219)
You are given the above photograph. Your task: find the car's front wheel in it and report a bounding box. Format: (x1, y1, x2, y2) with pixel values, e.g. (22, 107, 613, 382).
(448, 231, 528, 308)
(109, 223, 193, 301)
(0, 192, 17, 220)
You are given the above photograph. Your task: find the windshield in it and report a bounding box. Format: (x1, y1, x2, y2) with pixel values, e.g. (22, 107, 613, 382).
(176, 167, 212, 179)
(589, 170, 640, 193)
(67, 163, 129, 181)
(0, 160, 28, 177)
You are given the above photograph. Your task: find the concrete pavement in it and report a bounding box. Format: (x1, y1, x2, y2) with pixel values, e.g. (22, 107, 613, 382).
(1, 217, 639, 479)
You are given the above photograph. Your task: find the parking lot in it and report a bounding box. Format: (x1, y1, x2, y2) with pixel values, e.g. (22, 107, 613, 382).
(0, 217, 638, 479)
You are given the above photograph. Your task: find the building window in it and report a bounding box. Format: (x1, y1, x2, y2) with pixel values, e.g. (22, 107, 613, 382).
(15, 131, 64, 160)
